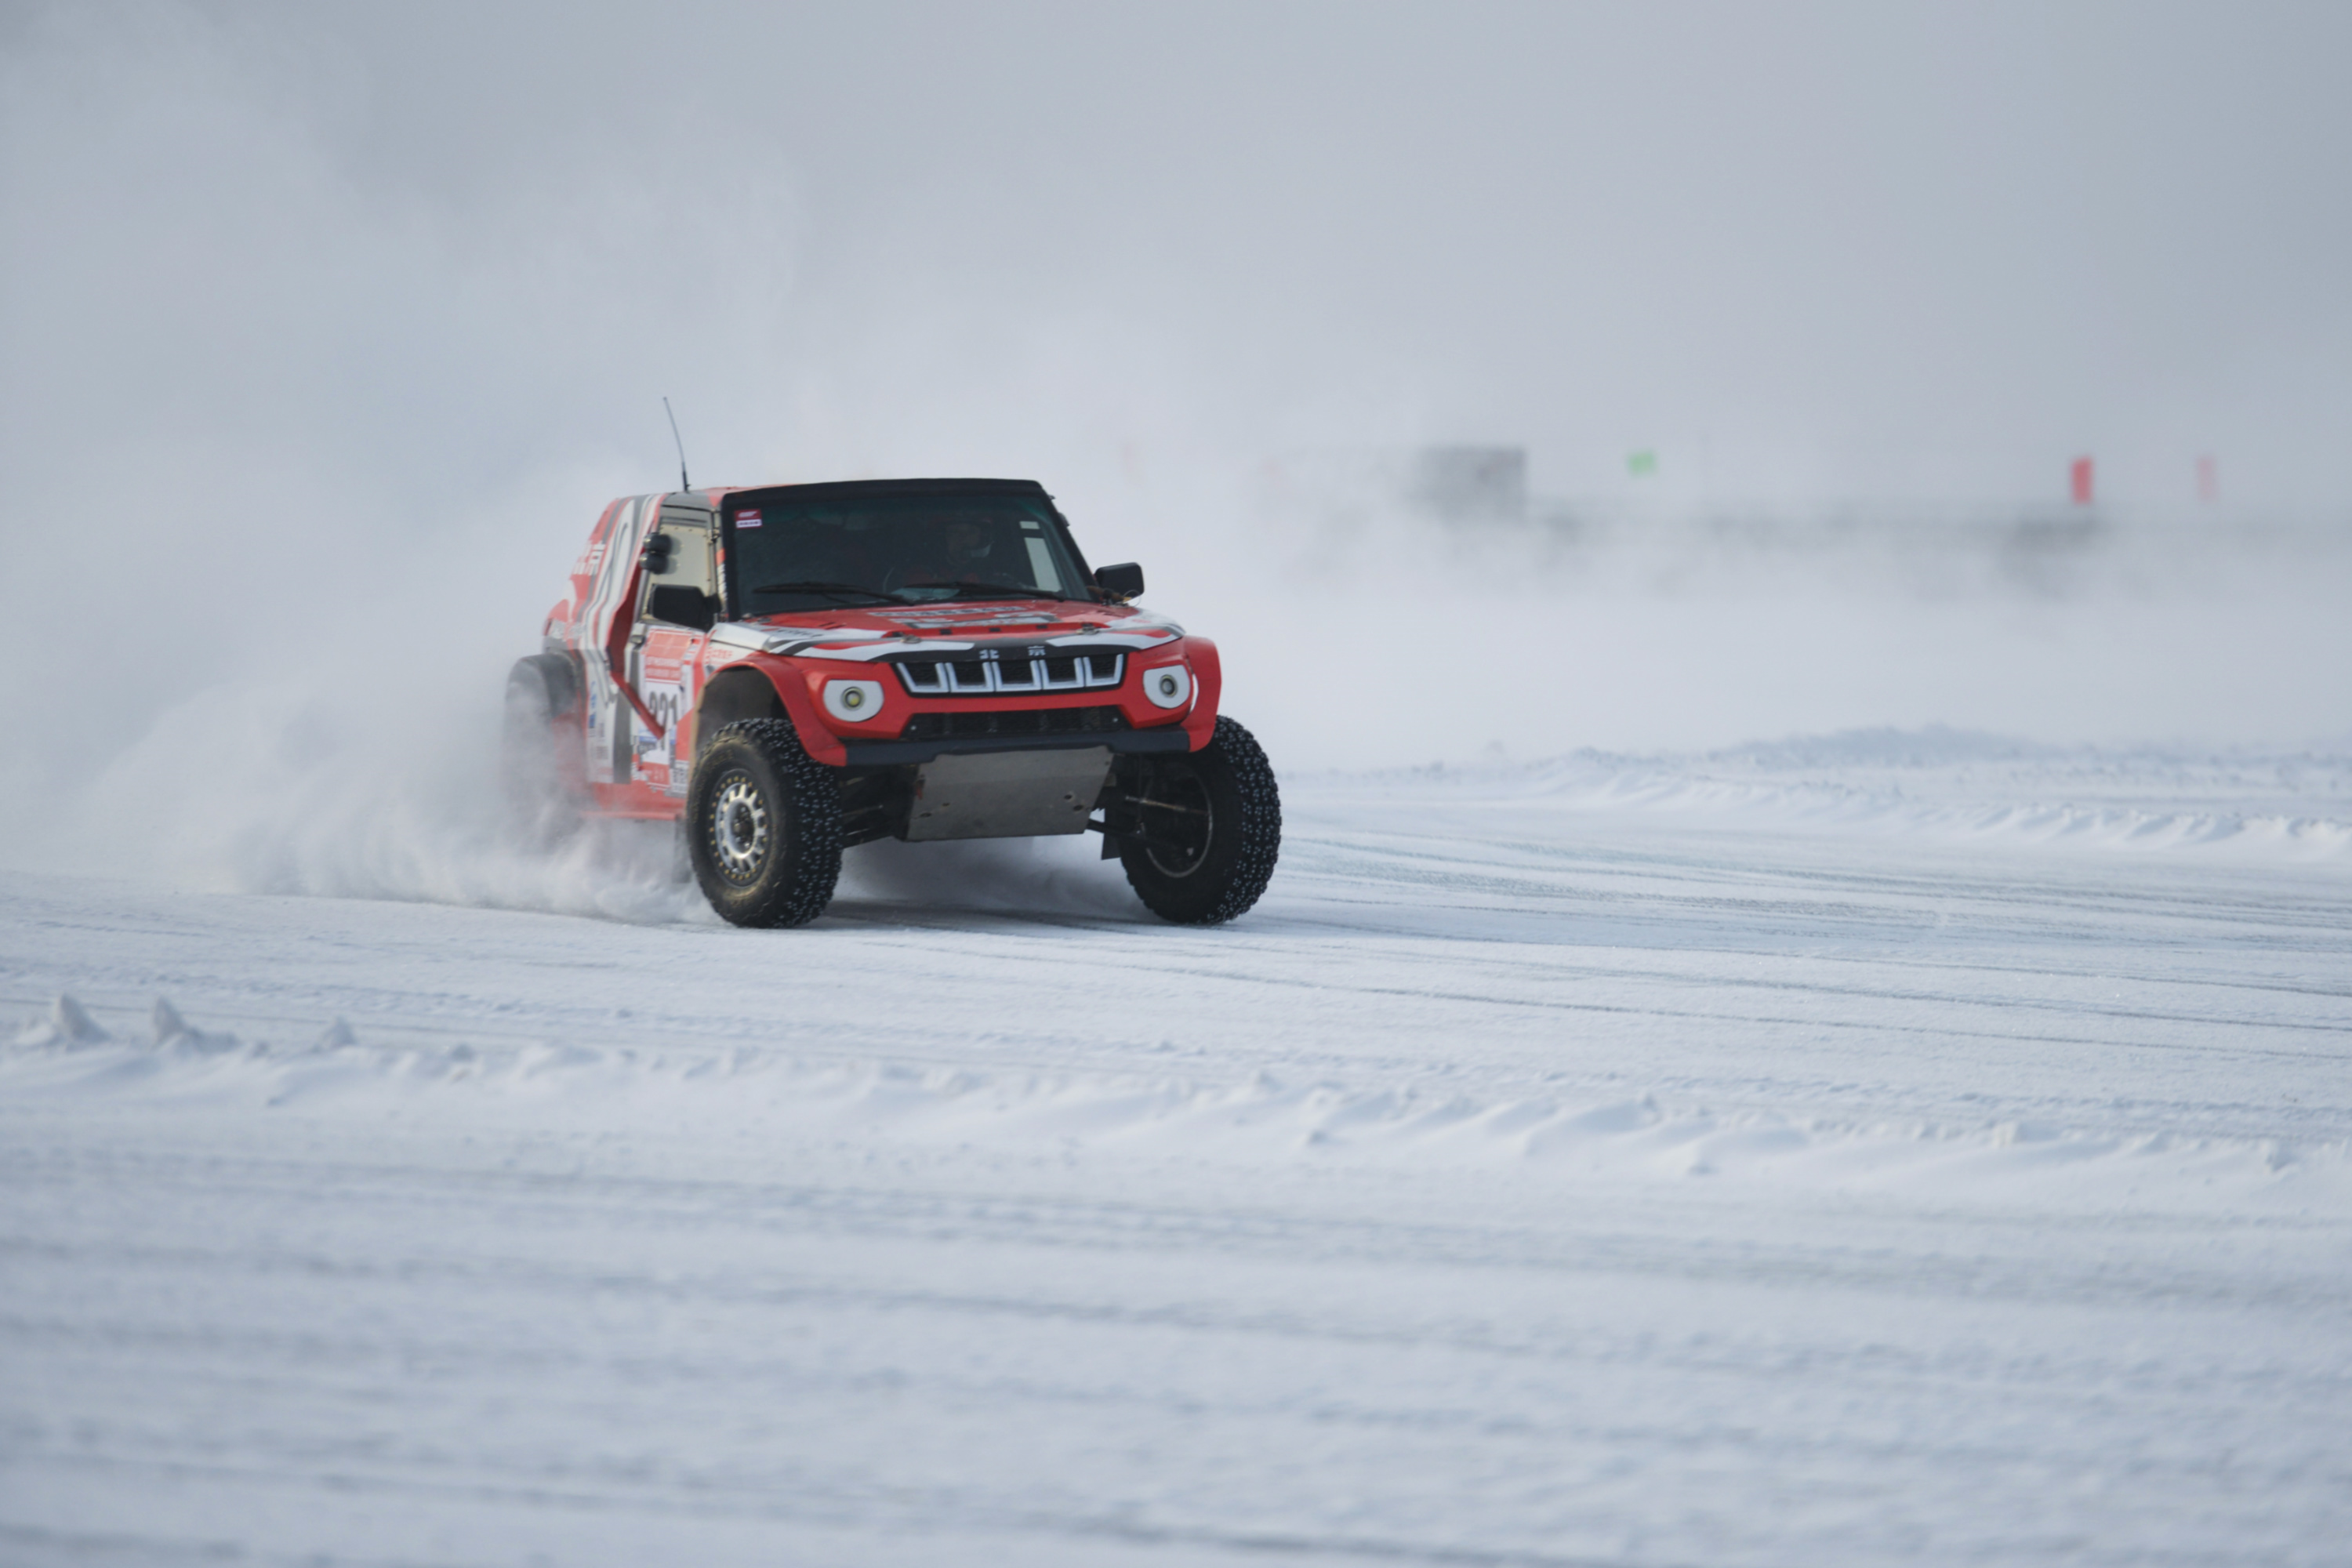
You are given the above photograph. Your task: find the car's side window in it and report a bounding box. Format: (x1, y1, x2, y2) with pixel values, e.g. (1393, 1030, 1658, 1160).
(643, 518, 718, 630)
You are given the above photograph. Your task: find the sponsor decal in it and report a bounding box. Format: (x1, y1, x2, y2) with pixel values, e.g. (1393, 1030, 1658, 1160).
(735, 509, 763, 528)
(642, 631, 690, 687)
(633, 626, 699, 779)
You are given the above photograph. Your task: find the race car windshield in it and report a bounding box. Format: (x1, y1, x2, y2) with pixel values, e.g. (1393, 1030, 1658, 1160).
(727, 492, 1087, 613)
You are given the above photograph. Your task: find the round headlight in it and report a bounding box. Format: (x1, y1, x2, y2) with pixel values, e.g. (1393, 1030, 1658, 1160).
(822, 679, 886, 722)
(1141, 663, 1192, 710)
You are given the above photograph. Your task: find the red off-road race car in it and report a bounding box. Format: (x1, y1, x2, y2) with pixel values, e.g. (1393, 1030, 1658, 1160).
(503, 478, 1280, 927)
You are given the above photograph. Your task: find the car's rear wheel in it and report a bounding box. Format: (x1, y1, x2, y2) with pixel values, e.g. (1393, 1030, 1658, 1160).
(499, 653, 584, 843)
(686, 719, 844, 927)
(1117, 716, 1280, 924)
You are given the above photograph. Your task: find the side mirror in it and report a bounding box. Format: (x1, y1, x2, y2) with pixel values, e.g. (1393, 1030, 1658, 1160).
(1094, 561, 1145, 602)
(641, 532, 675, 573)
(646, 584, 717, 631)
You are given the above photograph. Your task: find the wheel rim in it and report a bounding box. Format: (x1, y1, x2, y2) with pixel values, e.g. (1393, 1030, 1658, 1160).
(708, 771, 772, 884)
(1141, 768, 1214, 878)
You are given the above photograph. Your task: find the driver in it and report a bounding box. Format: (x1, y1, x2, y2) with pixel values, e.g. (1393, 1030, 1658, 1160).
(905, 517, 996, 585)
(940, 520, 992, 574)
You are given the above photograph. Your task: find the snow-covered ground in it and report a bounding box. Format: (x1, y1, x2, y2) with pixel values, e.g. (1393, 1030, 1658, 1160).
(5, 736, 2350, 1565)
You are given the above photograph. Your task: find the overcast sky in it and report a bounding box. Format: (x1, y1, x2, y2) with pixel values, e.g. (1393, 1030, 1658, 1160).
(9, 0, 2350, 512)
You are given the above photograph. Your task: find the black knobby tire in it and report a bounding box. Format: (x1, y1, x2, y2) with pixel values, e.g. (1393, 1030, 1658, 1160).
(499, 653, 583, 843)
(1120, 715, 1281, 925)
(686, 718, 844, 928)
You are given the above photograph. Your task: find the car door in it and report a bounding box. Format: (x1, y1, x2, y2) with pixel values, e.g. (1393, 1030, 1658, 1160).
(625, 501, 720, 799)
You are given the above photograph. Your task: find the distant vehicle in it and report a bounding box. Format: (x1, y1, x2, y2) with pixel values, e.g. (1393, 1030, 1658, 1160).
(505, 478, 1280, 927)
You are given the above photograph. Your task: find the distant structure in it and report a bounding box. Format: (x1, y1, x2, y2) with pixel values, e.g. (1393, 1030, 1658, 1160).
(1256, 444, 1541, 533)
(1407, 445, 1526, 524)
(2197, 454, 2218, 504)
(2071, 456, 2095, 506)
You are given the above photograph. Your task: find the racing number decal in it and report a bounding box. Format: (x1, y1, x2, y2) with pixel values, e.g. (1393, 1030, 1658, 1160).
(647, 686, 686, 735)
(636, 629, 701, 793)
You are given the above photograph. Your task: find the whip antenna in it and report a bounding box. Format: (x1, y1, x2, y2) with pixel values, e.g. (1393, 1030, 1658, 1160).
(662, 396, 691, 492)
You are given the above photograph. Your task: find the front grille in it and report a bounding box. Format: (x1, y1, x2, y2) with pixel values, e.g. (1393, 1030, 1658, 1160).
(893, 652, 1124, 696)
(899, 706, 1129, 742)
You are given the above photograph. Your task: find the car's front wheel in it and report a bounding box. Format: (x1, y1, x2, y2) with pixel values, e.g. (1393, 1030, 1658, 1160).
(1115, 716, 1281, 924)
(686, 719, 844, 927)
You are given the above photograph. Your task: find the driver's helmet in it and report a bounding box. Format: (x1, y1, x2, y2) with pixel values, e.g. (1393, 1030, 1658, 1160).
(941, 519, 992, 566)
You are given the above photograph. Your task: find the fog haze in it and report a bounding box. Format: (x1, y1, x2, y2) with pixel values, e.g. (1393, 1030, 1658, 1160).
(5, 1, 2350, 855)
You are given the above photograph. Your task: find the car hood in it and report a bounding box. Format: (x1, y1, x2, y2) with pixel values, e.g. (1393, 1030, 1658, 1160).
(706, 600, 1186, 662)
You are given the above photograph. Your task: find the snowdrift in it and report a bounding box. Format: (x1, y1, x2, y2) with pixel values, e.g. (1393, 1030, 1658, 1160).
(10, 989, 2343, 1218)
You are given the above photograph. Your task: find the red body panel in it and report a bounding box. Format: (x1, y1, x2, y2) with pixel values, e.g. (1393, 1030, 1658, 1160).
(1174, 637, 1221, 753)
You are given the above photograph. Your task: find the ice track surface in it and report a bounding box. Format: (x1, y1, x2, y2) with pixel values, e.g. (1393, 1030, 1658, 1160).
(5, 737, 2352, 1566)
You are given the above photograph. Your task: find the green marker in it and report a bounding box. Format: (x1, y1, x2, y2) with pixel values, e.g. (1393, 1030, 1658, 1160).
(1627, 449, 1657, 477)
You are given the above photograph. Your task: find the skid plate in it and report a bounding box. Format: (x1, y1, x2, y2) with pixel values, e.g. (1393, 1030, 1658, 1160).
(903, 746, 1113, 842)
